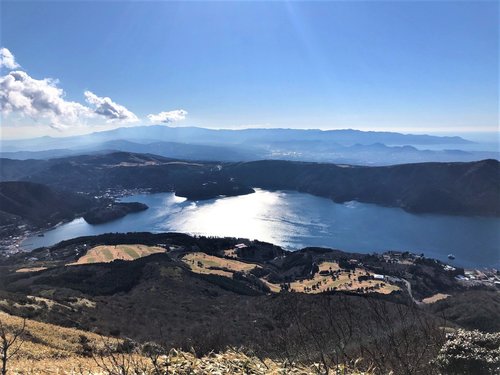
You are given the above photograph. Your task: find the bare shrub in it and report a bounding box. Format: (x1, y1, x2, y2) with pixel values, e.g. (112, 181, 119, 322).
(268, 293, 445, 374)
(0, 317, 26, 375)
(434, 329, 500, 375)
(91, 337, 147, 375)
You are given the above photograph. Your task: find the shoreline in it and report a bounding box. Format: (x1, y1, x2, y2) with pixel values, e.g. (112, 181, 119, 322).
(10, 228, 500, 277)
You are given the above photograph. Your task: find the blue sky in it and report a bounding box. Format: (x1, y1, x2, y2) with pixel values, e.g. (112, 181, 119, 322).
(0, 0, 498, 138)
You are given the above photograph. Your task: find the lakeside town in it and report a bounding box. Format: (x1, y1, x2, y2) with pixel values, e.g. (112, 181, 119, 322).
(0, 187, 153, 255)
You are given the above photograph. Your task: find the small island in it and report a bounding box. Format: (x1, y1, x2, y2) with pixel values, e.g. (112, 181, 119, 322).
(83, 202, 148, 224)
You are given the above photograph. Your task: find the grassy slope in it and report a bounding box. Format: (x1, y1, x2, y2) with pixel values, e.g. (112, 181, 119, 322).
(68, 244, 166, 265)
(1, 311, 364, 374)
(0, 310, 104, 373)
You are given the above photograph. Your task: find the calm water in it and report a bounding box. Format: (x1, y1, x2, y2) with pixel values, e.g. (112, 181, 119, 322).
(22, 189, 500, 268)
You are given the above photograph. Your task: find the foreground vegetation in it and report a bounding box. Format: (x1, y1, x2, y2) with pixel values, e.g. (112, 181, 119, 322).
(1, 311, 370, 374)
(1, 310, 499, 374)
(0, 233, 498, 374)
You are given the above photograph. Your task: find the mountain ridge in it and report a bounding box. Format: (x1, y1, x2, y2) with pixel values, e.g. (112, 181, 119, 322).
(1, 126, 474, 148)
(3, 126, 494, 166)
(1, 152, 498, 217)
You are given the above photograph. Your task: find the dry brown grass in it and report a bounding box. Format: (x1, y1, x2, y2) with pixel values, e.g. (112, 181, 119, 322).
(68, 244, 166, 265)
(222, 248, 238, 258)
(260, 279, 282, 293)
(15, 267, 47, 273)
(181, 252, 259, 278)
(0, 311, 101, 358)
(1, 310, 106, 373)
(286, 261, 399, 295)
(1, 311, 371, 374)
(182, 255, 398, 295)
(9, 347, 370, 375)
(10, 357, 101, 374)
(64, 242, 398, 297)
(144, 348, 370, 374)
(422, 293, 450, 304)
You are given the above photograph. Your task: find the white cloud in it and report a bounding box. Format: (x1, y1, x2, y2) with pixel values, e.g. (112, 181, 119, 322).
(0, 70, 93, 129)
(84, 91, 138, 123)
(0, 71, 139, 129)
(148, 109, 188, 124)
(1, 48, 185, 131)
(0, 48, 19, 70)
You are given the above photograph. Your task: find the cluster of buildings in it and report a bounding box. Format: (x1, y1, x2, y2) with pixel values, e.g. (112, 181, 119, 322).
(0, 228, 30, 257)
(88, 187, 152, 200)
(380, 251, 424, 264)
(456, 269, 500, 287)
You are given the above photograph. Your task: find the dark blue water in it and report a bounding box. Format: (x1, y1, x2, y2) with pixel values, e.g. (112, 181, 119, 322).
(22, 189, 500, 268)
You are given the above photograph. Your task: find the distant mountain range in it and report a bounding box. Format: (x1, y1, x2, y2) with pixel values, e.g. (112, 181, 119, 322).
(0, 126, 475, 150)
(2, 126, 496, 165)
(0, 140, 260, 162)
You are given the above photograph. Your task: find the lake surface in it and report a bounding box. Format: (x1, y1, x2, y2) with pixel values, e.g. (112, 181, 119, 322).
(22, 189, 500, 268)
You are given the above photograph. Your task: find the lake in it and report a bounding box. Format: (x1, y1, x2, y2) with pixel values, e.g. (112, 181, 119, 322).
(22, 189, 500, 268)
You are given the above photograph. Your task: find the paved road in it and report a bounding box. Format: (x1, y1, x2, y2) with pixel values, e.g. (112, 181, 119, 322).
(401, 278, 422, 305)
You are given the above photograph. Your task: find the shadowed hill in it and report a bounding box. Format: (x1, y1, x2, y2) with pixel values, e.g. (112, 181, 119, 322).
(0, 152, 254, 200)
(0, 181, 94, 227)
(225, 159, 500, 216)
(1, 152, 498, 216)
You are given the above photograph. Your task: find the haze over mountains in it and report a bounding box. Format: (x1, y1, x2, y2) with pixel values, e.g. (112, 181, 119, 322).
(1, 126, 498, 248)
(1, 126, 497, 165)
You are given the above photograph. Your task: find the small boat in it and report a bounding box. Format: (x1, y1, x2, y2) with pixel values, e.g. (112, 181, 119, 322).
(37, 233, 45, 237)
(447, 254, 455, 260)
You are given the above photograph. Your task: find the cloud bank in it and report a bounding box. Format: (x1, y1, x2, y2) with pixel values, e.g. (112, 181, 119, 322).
(148, 109, 188, 124)
(84, 91, 138, 123)
(1, 47, 186, 130)
(0, 48, 19, 70)
(0, 70, 93, 129)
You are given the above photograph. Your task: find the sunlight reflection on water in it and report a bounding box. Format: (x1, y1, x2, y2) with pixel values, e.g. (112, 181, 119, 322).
(21, 189, 500, 268)
(163, 190, 309, 244)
